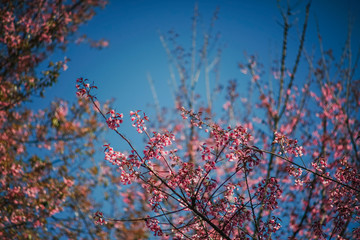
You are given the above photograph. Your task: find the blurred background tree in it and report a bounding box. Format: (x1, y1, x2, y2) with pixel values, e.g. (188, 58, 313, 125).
(0, 0, 147, 239)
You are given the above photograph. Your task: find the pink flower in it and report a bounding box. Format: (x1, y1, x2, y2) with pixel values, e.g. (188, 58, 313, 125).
(130, 110, 149, 133)
(93, 211, 106, 225)
(145, 217, 163, 236)
(106, 110, 123, 130)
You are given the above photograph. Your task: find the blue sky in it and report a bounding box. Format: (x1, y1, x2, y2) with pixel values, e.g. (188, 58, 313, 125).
(39, 0, 359, 112)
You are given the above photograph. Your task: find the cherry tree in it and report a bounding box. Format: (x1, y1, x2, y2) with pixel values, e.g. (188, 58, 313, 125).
(77, 2, 360, 239)
(0, 0, 148, 239)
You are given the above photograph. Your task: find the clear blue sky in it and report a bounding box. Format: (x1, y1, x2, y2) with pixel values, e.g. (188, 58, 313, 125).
(31, 0, 360, 153)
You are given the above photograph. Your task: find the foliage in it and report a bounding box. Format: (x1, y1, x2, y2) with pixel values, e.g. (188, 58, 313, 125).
(0, 0, 147, 239)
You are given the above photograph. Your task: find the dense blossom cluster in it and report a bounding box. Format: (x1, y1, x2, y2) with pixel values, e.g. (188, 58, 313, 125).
(253, 177, 282, 211)
(286, 165, 303, 178)
(103, 144, 141, 185)
(257, 217, 282, 239)
(143, 131, 175, 161)
(273, 131, 304, 157)
(93, 211, 106, 225)
(106, 110, 123, 130)
(286, 165, 304, 185)
(130, 110, 149, 133)
(311, 157, 328, 173)
(145, 217, 163, 236)
(91, 103, 288, 238)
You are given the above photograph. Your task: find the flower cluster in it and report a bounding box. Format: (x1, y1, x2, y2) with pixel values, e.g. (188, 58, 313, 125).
(104, 144, 127, 166)
(254, 177, 282, 210)
(199, 143, 217, 172)
(75, 78, 97, 99)
(166, 162, 204, 197)
(266, 216, 282, 233)
(257, 217, 282, 239)
(273, 131, 304, 157)
(179, 107, 205, 128)
(130, 110, 149, 133)
(224, 183, 238, 202)
(227, 125, 253, 147)
(103, 144, 140, 184)
(93, 211, 106, 225)
(311, 157, 328, 173)
(106, 110, 123, 130)
(311, 221, 327, 239)
(286, 165, 304, 186)
(286, 165, 303, 178)
(143, 131, 175, 161)
(149, 189, 168, 212)
(145, 217, 163, 236)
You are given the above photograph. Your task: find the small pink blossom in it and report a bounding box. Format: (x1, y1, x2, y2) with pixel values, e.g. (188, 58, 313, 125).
(93, 211, 106, 225)
(130, 110, 149, 133)
(145, 217, 163, 236)
(106, 110, 123, 130)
